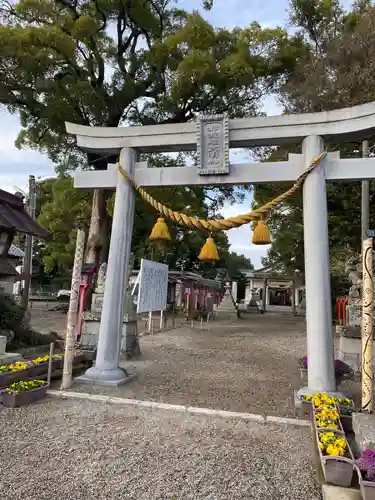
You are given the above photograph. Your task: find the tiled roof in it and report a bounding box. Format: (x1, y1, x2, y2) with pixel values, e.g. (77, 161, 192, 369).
(0, 189, 50, 239)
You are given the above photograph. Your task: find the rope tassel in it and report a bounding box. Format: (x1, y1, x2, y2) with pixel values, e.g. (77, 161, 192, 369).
(116, 151, 326, 234)
(198, 236, 219, 262)
(149, 217, 171, 243)
(252, 220, 271, 245)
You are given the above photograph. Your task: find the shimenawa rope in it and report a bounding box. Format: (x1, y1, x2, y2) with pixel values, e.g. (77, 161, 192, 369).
(116, 151, 327, 233)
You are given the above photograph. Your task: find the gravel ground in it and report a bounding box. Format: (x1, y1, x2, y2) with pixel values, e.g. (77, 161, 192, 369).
(0, 397, 321, 500)
(63, 314, 306, 418)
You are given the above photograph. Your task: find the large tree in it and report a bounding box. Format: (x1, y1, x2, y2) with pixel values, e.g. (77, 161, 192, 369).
(0, 0, 305, 267)
(253, 1, 375, 281)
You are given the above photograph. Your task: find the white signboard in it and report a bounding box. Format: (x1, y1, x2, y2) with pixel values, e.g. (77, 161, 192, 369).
(137, 259, 168, 314)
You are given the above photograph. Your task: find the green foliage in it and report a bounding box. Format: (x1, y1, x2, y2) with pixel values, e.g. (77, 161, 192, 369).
(253, 2, 375, 280)
(0, 294, 49, 348)
(37, 175, 92, 274)
(0, 0, 306, 269)
(254, 144, 367, 275)
(0, 0, 304, 168)
(37, 170, 254, 276)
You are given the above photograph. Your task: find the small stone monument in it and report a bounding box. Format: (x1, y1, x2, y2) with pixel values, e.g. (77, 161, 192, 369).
(217, 281, 238, 318)
(0, 334, 22, 364)
(80, 260, 140, 358)
(121, 278, 141, 357)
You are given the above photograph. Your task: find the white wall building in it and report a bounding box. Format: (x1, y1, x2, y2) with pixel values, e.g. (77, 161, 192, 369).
(242, 266, 304, 311)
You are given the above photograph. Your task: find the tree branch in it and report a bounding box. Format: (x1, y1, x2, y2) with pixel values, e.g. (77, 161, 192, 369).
(93, 0, 107, 33)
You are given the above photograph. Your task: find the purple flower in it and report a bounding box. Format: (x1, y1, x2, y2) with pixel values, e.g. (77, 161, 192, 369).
(356, 449, 375, 481)
(303, 356, 308, 370)
(334, 359, 351, 375)
(363, 449, 375, 460)
(302, 356, 351, 375)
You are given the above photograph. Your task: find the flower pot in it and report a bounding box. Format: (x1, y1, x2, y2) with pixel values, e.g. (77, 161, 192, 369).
(300, 399, 313, 416)
(73, 354, 86, 364)
(354, 463, 375, 500)
(322, 456, 355, 487)
(360, 479, 375, 500)
(340, 414, 353, 433)
(0, 366, 36, 389)
(52, 358, 64, 370)
(32, 362, 49, 376)
(2, 385, 48, 408)
(315, 429, 354, 487)
(300, 367, 308, 382)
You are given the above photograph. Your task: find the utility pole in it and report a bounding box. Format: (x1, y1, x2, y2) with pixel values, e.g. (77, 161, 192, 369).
(21, 175, 36, 309)
(361, 140, 370, 242)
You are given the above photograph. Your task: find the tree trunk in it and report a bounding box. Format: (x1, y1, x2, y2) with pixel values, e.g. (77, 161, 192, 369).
(85, 189, 101, 267)
(85, 154, 117, 268)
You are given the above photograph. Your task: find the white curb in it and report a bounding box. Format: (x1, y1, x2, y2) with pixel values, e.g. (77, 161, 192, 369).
(47, 390, 311, 428)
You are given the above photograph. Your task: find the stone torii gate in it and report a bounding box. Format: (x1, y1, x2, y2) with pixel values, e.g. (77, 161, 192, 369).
(67, 102, 375, 393)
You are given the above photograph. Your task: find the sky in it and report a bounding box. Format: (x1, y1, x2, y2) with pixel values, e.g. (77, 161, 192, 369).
(0, 0, 354, 267)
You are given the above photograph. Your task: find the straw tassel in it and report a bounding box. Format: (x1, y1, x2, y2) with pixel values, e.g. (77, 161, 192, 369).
(252, 219, 271, 245)
(198, 236, 219, 262)
(149, 217, 171, 243)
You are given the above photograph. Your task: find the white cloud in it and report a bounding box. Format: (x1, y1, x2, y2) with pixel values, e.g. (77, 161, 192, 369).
(179, 0, 290, 29)
(220, 199, 269, 268)
(0, 110, 55, 194)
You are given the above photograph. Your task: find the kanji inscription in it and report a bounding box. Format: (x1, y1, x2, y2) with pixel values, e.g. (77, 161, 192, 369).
(197, 114, 229, 175)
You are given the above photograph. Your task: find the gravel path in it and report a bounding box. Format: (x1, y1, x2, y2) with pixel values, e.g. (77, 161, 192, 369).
(0, 397, 321, 500)
(66, 315, 306, 418)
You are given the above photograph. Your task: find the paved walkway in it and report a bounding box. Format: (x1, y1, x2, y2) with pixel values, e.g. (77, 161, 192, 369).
(0, 397, 321, 500)
(66, 315, 306, 418)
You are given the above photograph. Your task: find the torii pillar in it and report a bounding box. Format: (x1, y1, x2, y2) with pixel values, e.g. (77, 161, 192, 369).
(66, 102, 375, 395)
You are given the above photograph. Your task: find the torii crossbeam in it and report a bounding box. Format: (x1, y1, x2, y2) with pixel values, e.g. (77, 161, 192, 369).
(66, 101, 375, 394)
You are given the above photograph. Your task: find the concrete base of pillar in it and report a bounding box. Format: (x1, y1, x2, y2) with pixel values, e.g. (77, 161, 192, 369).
(0, 352, 23, 364)
(74, 366, 136, 387)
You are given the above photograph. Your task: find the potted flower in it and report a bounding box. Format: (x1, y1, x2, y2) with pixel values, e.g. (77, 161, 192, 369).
(31, 354, 67, 374)
(52, 354, 64, 370)
(0, 360, 35, 388)
(316, 430, 354, 487)
(312, 392, 354, 433)
(31, 355, 50, 375)
(2, 379, 48, 408)
(354, 449, 375, 500)
(300, 357, 353, 384)
(314, 407, 343, 432)
(300, 392, 354, 422)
